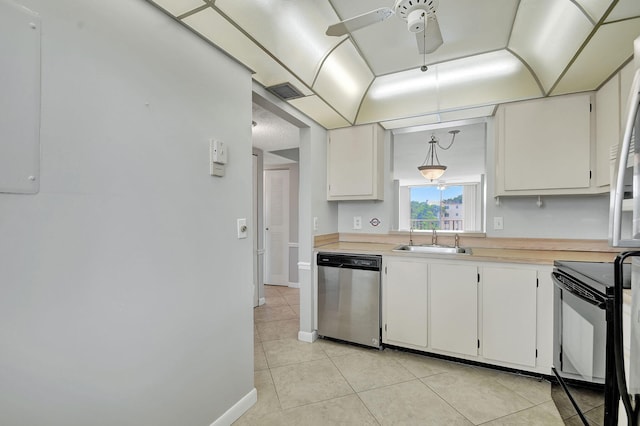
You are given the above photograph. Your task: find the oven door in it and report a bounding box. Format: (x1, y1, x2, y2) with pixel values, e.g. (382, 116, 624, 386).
(552, 271, 608, 384)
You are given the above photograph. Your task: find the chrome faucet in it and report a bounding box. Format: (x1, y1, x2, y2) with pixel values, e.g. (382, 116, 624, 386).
(454, 233, 460, 248)
(431, 228, 437, 245)
(409, 226, 414, 246)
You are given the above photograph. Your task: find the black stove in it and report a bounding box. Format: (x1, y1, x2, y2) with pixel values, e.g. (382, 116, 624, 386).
(551, 259, 631, 426)
(553, 260, 631, 295)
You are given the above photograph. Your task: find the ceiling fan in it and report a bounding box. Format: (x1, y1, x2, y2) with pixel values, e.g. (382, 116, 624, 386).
(326, 0, 444, 55)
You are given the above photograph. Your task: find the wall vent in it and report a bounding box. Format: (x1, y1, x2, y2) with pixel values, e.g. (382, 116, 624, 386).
(266, 82, 305, 101)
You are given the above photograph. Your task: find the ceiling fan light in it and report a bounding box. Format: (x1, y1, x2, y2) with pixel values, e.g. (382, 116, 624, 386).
(418, 165, 446, 180)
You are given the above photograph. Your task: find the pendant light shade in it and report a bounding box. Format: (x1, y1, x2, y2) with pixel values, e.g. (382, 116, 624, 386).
(418, 164, 446, 180)
(417, 130, 459, 181)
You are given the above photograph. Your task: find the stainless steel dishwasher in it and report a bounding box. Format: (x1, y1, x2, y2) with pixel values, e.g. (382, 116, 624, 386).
(317, 253, 382, 348)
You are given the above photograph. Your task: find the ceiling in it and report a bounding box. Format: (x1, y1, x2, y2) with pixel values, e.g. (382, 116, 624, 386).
(149, 0, 639, 131)
(251, 102, 299, 165)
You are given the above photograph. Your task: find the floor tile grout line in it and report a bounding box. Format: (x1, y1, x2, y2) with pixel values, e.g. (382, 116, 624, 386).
(419, 377, 478, 425)
(322, 350, 384, 424)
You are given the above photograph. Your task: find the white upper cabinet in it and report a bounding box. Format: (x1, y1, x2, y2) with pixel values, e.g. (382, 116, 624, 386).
(595, 74, 620, 188)
(327, 123, 384, 201)
(495, 93, 603, 196)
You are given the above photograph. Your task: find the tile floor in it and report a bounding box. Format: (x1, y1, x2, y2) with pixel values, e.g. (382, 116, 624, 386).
(235, 285, 600, 425)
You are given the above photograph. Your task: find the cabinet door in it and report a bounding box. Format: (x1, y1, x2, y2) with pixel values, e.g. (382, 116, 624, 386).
(383, 259, 428, 348)
(327, 124, 383, 200)
(595, 74, 619, 188)
(430, 263, 478, 356)
(482, 267, 537, 367)
(501, 94, 591, 192)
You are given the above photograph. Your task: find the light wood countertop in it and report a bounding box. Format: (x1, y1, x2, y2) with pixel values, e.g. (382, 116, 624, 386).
(315, 242, 619, 265)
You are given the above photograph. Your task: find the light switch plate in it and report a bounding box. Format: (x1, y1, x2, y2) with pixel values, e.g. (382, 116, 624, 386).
(313, 217, 318, 231)
(210, 139, 227, 164)
(493, 216, 504, 230)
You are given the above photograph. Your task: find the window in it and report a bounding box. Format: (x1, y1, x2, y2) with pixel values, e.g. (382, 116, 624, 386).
(398, 183, 483, 232)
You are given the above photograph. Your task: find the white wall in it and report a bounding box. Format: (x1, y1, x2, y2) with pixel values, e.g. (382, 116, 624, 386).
(0, 1, 254, 425)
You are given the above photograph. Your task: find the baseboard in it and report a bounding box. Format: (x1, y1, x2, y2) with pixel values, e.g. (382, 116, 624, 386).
(210, 387, 257, 426)
(298, 330, 318, 343)
(258, 297, 266, 306)
(288, 282, 300, 289)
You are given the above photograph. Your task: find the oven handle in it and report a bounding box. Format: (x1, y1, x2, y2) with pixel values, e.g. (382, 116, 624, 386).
(551, 271, 606, 309)
(614, 252, 640, 425)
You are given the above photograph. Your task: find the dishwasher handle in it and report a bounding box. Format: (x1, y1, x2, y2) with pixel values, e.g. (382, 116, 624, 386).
(317, 253, 381, 271)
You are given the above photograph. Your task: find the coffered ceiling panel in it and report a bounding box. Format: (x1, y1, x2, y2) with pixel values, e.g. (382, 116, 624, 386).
(329, 0, 519, 76)
(380, 105, 495, 130)
(147, 0, 638, 131)
(215, 0, 341, 86)
(509, 0, 594, 94)
(288, 95, 350, 129)
(575, 0, 615, 22)
(606, 0, 640, 22)
(312, 41, 374, 123)
(183, 8, 312, 96)
(552, 17, 640, 95)
(358, 50, 540, 124)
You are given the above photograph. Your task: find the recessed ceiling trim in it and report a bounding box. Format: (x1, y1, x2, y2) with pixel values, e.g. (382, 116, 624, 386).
(354, 77, 377, 124)
(311, 36, 348, 88)
(176, 3, 209, 20)
(547, 0, 621, 95)
(505, 47, 546, 95)
(569, 0, 597, 26)
(144, 0, 254, 74)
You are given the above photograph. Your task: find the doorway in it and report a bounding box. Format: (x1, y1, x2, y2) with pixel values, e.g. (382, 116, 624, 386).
(264, 169, 290, 286)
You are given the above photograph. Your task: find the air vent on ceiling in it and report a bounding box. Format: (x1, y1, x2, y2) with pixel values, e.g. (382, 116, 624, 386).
(266, 83, 305, 101)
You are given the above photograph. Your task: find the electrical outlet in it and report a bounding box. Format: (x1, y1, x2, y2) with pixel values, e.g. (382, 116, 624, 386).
(353, 216, 362, 230)
(493, 216, 504, 230)
(237, 218, 248, 239)
(313, 217, 318, 231)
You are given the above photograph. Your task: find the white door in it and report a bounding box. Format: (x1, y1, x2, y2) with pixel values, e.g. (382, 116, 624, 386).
(264, 169, 289, 286)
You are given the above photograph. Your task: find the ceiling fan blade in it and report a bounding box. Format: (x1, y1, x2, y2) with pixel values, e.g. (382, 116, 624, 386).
(416, 15, 443, 54)
(326, 7, 394, 36)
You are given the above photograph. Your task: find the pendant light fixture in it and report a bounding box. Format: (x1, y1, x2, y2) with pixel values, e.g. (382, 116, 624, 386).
(417, 130, 460, 180)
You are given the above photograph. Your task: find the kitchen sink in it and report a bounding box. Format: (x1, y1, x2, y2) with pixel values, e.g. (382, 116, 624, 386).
(392, 244, 472, 255)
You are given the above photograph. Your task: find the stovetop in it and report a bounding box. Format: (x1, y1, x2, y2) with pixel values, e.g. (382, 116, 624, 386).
(554, 260, 631, 296)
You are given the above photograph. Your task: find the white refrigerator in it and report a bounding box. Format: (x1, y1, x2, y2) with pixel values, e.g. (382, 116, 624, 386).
(609, 35, 640, 425)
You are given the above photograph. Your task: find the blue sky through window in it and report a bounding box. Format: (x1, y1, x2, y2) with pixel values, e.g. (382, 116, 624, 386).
(410, 186, 463, 203)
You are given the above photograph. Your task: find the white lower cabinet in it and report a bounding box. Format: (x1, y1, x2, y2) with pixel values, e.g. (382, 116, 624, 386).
(383, 258, 428, 348)
(382, 256, 551, 374)
(429, 263, 478, 356)
(481, 266, 538, 367)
